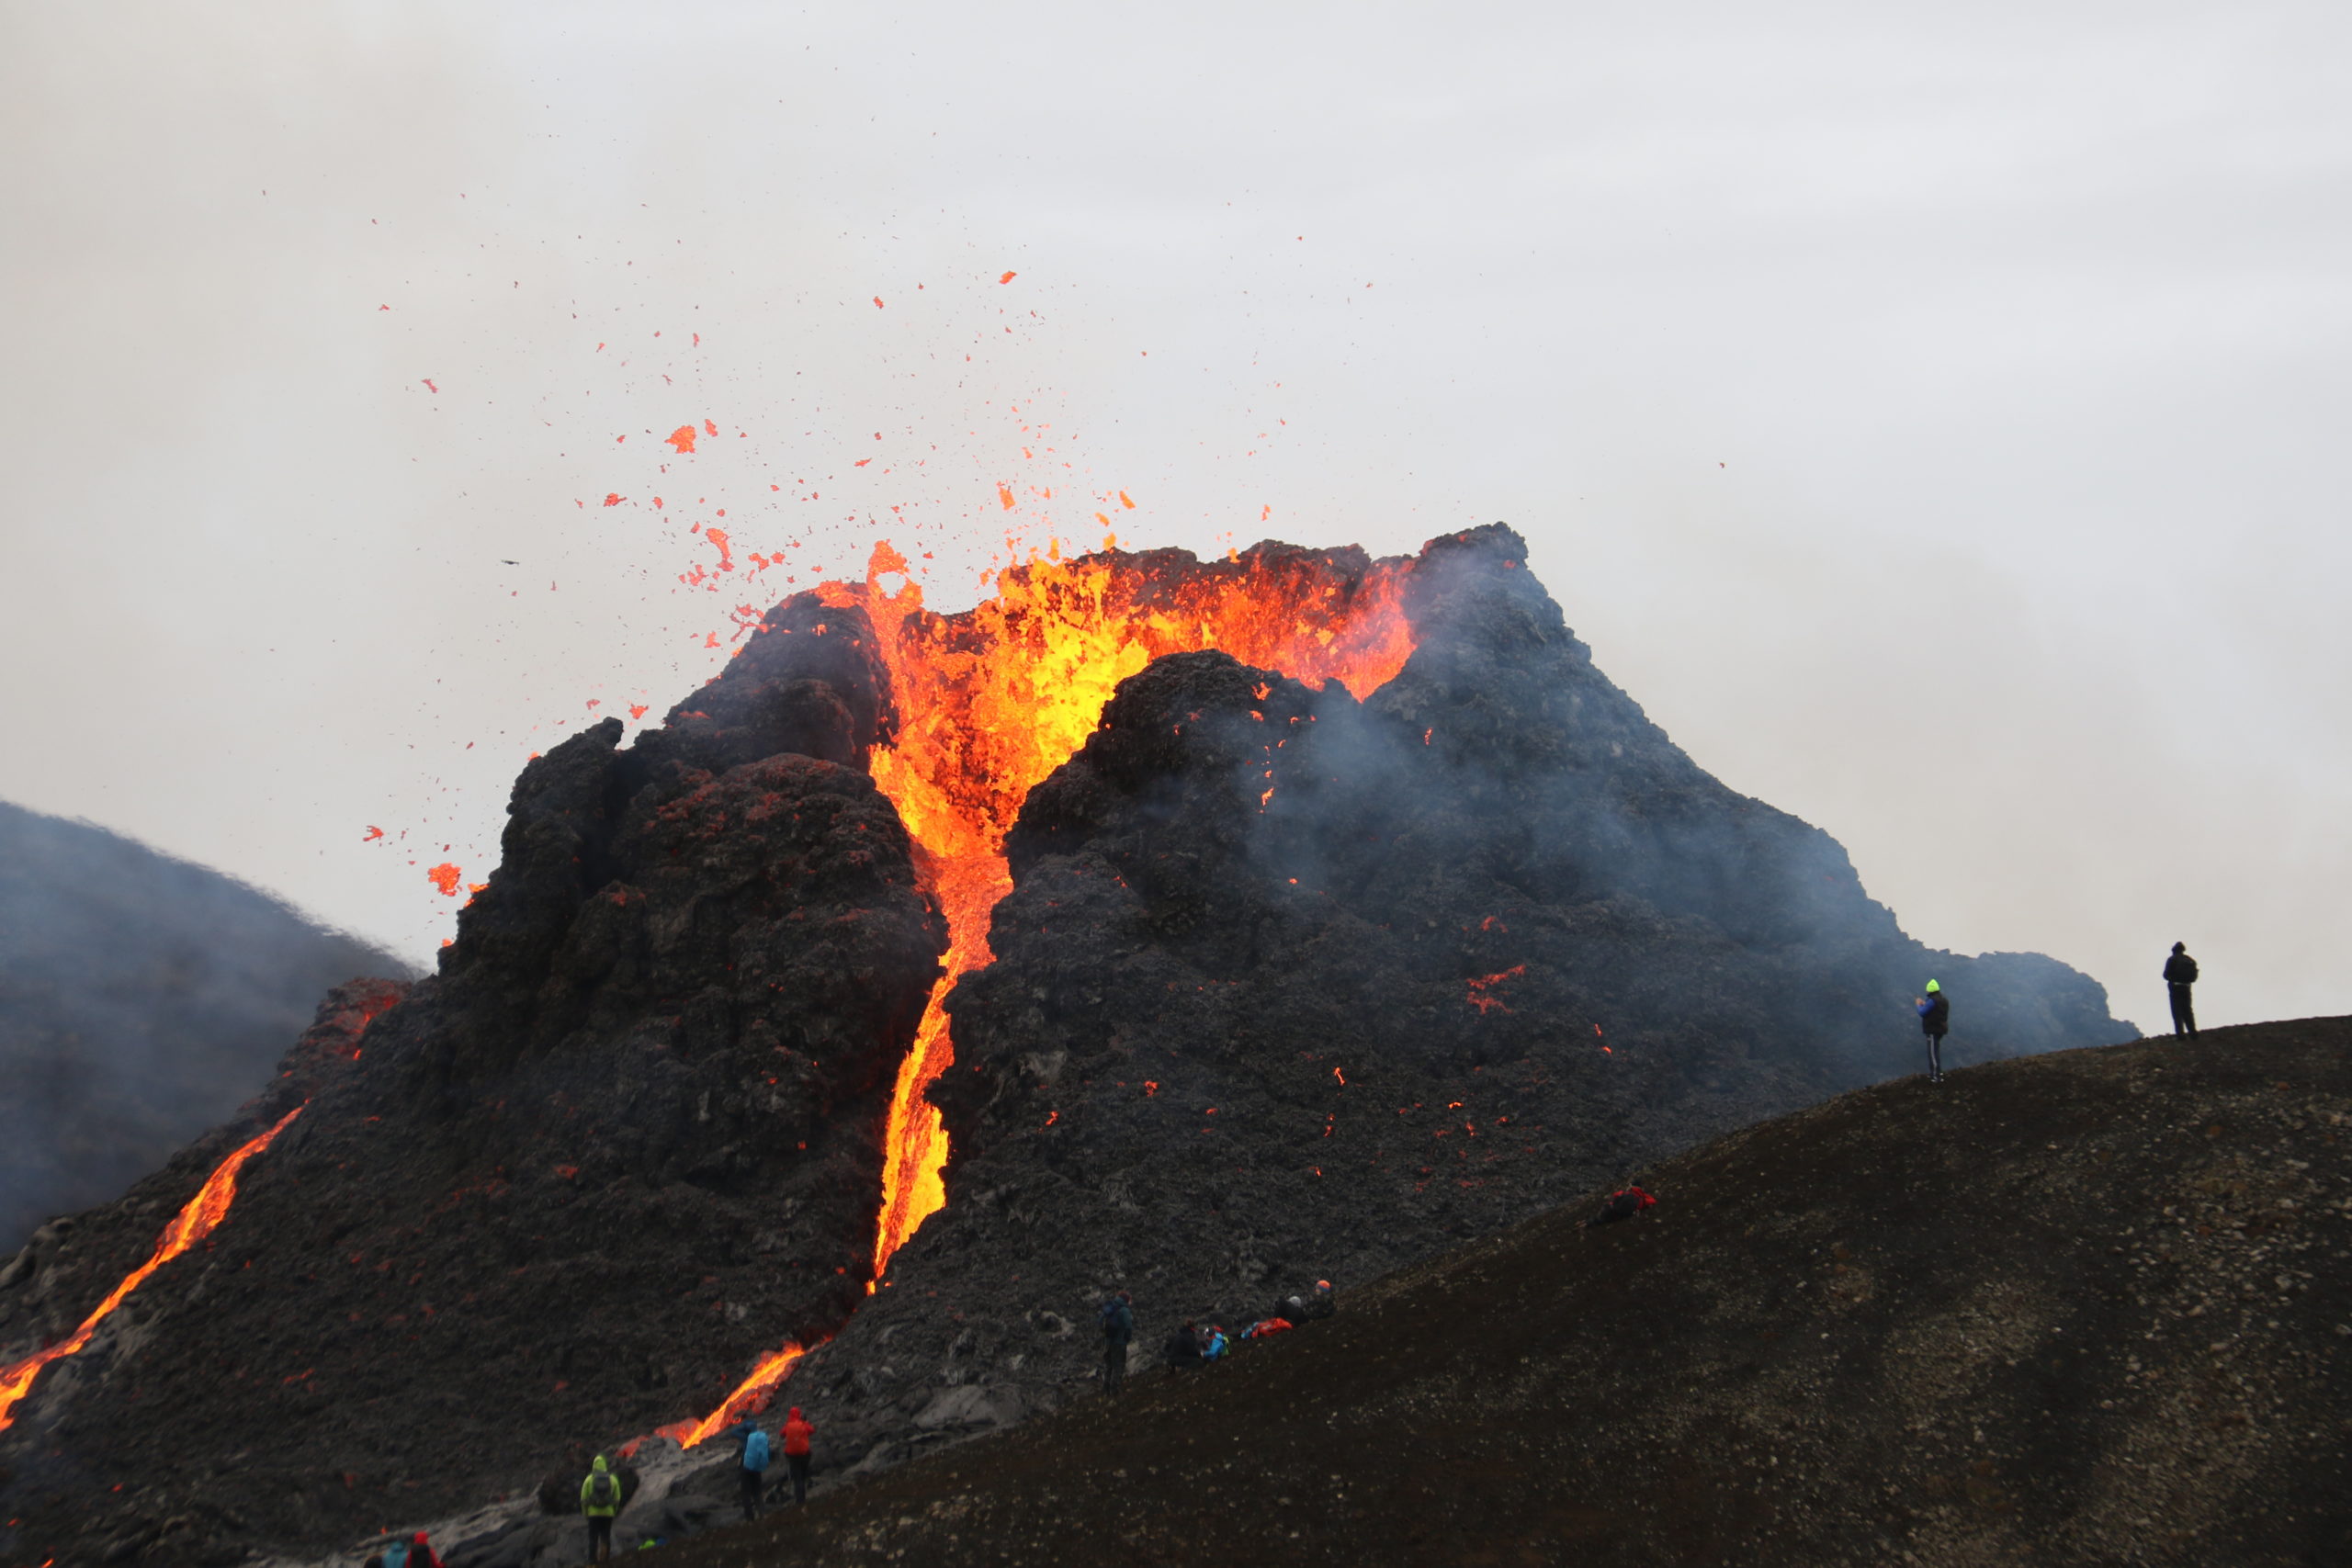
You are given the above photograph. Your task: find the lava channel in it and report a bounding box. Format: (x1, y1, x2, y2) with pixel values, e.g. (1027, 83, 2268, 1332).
(0, 1104, 304, 1431)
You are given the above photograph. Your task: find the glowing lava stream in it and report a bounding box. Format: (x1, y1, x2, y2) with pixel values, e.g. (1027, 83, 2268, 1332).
(671, 540, 1418, 1445)
(0, 1104, 304, 1432)
(849, 540, 1417, 1280)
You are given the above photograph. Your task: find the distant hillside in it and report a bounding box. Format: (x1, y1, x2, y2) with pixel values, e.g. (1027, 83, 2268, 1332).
(0, 801, 413, 1247)
(662, 1018, 2352, 1568)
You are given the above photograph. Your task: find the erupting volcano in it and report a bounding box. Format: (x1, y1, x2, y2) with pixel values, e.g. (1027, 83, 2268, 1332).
(842, 540, 1416, 1280)
(666, 538, 1419, 1443)
(0, 525, 2133, 1568)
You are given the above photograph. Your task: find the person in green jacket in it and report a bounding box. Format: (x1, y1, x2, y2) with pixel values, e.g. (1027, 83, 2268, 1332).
(581, 1454, 626, 1562)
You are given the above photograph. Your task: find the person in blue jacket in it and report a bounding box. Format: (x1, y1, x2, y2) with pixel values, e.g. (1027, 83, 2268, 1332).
(732, 1417, 772, 1521)
(1915, 980, 1951, 1084)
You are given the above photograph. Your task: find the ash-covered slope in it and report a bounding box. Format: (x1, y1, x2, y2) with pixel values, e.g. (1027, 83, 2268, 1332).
(0, 800, 413, 1250)
(0, 601, 944, 1567)
(674, 1017, 2352, 1568)
(788, 525, 2129, 1476)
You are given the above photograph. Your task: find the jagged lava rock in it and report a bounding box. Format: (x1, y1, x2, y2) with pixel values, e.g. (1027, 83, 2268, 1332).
(0, 604, 944, 1566)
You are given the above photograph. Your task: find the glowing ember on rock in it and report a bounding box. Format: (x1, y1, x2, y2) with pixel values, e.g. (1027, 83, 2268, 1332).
(0, 1106, 302, 1431)
(832, 537, 1417, 1281)
(1465, 964, 1527, 1016)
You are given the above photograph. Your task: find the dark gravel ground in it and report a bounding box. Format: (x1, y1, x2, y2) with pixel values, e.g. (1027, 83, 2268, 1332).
(652, 1017, 2352, 1568)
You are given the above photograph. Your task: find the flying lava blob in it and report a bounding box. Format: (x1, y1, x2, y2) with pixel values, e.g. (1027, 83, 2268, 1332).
(0, 1105, 304, 1430)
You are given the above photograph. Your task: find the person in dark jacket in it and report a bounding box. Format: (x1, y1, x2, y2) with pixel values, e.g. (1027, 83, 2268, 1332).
(1164, 1319, 1204, 1372)
(1100, 1291, 1134, 1393)
(403, 1533, 446, 1568)
(2164, 942, 2199, 1037)
(1295, 1280, 1337, 1322)
(1915, 979, 1951, 1084)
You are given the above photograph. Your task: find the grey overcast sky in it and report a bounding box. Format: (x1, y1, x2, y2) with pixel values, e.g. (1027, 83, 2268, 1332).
(3, 1, 2345, 1032)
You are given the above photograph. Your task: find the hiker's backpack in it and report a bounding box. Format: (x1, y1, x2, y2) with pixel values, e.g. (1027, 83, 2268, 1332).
(587, 1471, 620, 1508)
(743, 1428, 771, 1472)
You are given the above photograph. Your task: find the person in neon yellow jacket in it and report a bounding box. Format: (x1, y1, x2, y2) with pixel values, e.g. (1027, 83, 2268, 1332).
(581, 1454, 626, 1562)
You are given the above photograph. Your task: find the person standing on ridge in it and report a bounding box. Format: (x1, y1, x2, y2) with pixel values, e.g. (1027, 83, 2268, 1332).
(580, 1454, 625, 1562)
(1915, 980, 1951, 1084)
(782, 1405, 816, 1506)
(402, 1533, 446, 1568)
(732, 1416, 773, 1521)
(1100, 1290, 1135, 1393)
(2164, 942, 2199, 1037)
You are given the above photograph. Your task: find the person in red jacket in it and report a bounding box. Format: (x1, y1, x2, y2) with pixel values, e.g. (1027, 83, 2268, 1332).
(404, 1532, 445, 1568)
(782, 1405, 816, 1506)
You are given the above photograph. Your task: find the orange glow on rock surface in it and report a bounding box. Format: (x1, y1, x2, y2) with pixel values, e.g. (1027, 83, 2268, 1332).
(1465, 964, 1527, 1016)
(845, 538, 1415, 1282)
(0, 1106, 302, 1430)
(670, 1340, 814, 1448)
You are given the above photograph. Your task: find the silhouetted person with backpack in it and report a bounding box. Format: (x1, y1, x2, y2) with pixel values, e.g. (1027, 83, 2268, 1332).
(2164, 942, 2199, 1037)
(782, 1405, 816, 1506)
(1164, 1319, 1204, 1372)
(732, 1417, 772, 1521)
(1100, 1291, 1135, 1393)
(1915, 979, 1950, 1084)
(580, 1454, 625, 1562)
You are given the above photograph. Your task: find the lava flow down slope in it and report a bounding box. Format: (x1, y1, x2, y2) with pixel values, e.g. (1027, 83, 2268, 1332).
(0, 526, 2130, 1566)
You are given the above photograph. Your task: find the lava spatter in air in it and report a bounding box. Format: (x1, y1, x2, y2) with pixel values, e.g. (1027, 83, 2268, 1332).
(0, 1105, 303, 1431)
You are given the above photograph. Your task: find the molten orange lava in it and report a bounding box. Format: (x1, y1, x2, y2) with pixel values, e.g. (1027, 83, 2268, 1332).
(0, 1105, 303, 1431)
(661, 1338, 816, 1449)
(839, 538, 1416, 1281)
(660, 536, 1416, 1446)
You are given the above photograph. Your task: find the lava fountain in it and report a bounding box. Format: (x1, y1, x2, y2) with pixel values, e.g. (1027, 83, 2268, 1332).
(0, 1104, 304, 1430)
(836, 539, 1417, 1279)
(671, 537, 1416, 1443)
